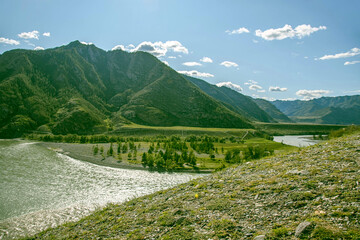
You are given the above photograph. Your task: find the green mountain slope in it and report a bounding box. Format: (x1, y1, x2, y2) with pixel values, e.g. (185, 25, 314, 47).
(253, 98, 293, 123)
(273, 95, 360, 124)
(0, 41, 252, 137)
(120, 73, 251, 128)
(184, 75, 275, 123)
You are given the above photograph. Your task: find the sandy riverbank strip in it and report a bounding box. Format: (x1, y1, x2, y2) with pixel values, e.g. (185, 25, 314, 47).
(37, 142, 147, 171)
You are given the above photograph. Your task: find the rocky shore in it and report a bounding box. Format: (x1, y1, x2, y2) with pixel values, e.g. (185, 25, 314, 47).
(28, 133, 360, 239)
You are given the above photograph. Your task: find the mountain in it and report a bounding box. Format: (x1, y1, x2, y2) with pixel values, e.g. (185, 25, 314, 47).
(272, 95, 360, 124)
(0, 41, 252, 137)
(184, 75, 275, 123)
(252, 98, 293, 123)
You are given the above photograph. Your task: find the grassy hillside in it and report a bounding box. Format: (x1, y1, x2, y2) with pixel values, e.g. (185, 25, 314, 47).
(253, 98, 293, 123)
(255, 122, 346, 135)
(185, 75, 275, 123)
(27, 132, 360, 239)
(0, 41, 253, 138)
(113, 124, 256, 137)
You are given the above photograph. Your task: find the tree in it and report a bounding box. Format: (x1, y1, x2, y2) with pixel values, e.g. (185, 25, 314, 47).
(189, 150, 197, 166)
(147, 154, 154, 169)
(155, 155, 165, 169)
(122, 144, 128, 153)
(117, 142, 121, 154)
(141, 153, 148, 167)
(225, 150, 232, 163)
(93, 145, 99, 155)
(107, 142, 114, 156)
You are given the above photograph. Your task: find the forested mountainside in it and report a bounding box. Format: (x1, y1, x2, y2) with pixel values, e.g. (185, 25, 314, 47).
(0, 41, 253, 138)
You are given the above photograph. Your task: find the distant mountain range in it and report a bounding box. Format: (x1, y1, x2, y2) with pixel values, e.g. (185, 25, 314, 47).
(272, 95, 360, 125)
(184, 75, 278, 123)
(0, 41, 358, 138)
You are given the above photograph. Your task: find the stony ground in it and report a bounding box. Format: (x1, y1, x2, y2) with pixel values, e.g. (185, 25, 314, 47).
(26, 133, 360, 239)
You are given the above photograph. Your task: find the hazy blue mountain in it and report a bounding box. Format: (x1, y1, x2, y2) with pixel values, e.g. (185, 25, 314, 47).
(272, 95, 360, 124)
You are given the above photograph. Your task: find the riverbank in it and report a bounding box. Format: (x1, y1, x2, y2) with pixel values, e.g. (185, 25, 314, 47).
(37, 142, 213, 173)
(28, 132, 360, 239)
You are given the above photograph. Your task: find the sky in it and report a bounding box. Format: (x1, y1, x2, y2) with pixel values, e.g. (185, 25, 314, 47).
(0, 0, 359, 101)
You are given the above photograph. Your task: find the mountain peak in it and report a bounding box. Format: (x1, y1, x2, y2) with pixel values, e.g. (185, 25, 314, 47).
(65, 40, 97, 49)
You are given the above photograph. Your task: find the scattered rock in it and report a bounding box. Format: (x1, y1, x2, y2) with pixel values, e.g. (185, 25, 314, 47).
(253, 235, 265, 240)
(295, 221, 314, 237)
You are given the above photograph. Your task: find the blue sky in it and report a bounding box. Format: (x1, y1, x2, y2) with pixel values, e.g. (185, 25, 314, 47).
(1, 0, 359, 100)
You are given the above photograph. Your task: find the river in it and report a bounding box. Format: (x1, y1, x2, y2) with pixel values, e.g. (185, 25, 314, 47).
(273, 135, 321, 147)
(0, 140, 200, 239)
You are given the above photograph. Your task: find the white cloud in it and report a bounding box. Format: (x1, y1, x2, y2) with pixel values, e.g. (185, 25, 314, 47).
(252, 39, 259, 43)
(296, 89, 330, 100)
(255, 24, 326, 41)
(34, 46, 44, 50)
(294, 24, 326, 38)
(178, 70, 214, 78)
(112, 41, 188, 57)
(135, 41, 188, 57)
(249, 84, 263, 91)
(318, 48, 360, 60)
(246, 79, 265, 93)
(182, 62, 202, 66)
(200, 57, 213, 63)
(162, 60, 169, 66)
(216, 81, 243, 92)
(220, 61, 238, 68)
(226, 27, 250, 35)
(244, 80, 258, 85)
(344, 60, 360, 65)
(18, 30, 39, 39)
(163, 41, 189, 54)
(269, 86, 287, 92)
(0, 37, 20, 45)
(112, 45, 126, 51)
(168, 56, 176, 59)
(43, 32, 50, 37)
(80, 41, 93, 45)
(111, 44, 135, 51)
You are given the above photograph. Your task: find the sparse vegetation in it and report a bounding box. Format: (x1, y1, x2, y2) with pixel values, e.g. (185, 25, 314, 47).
(26, 131, 360, 239)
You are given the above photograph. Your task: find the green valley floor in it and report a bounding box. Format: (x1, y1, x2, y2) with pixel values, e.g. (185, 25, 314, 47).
(26, 133, 360, 239)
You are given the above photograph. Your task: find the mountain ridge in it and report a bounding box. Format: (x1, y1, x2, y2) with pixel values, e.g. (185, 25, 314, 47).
(184, 75, 277, 123)
(272, 95, 360, 124)
(0, 41, 253, 137)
